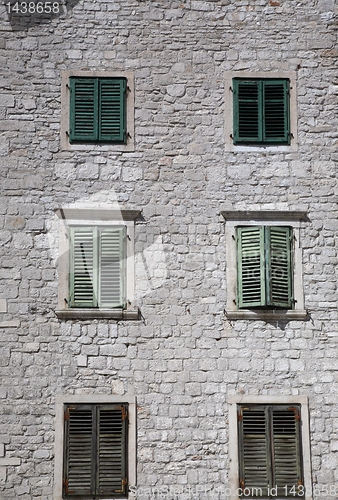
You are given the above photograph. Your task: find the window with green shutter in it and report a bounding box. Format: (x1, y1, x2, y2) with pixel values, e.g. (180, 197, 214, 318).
(238, 404, 303, 498)
(233, 79, 290, 145)
(237, 226, 293, 309)
(63, 403, 128, 499)
(69, 77, 127, 143)
(69, 226, 126, 309)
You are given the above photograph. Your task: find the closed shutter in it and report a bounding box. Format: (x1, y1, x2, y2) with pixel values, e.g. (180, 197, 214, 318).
(233, 79, 289, 144)
(98, 405, 128, 496)
(233, 80, 260, 143)
(238, 405, 303, 498)
(69, 227, 97, 308)
(266, 226, 293, 308)
(237, 226, 293, 309)
(63, 404, 128, 498)
(64, 406, 94, 496)
(237, 226, 265, 308)
(239, 406, 270, 497)
(272, 406, 303, 493)
(263, 80, 289, 143)
(99, 227, 125, 308)
(69, 77, 127, 143)
(69, 78, 97, 142)
(99, 78, 126, 142)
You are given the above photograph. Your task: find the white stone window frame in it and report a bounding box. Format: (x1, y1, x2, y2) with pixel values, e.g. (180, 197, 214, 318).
(222, 211, 307, 321)
(60, 70, 135, 152)
(55, 208, 140, 320)
(224, 71, 298, 153)
(228, 395, 313, 500)
(54, 394, 137, 500)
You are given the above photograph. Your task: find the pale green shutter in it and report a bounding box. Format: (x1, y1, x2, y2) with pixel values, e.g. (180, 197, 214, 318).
(263, 80, 290, 144)
(233, 80, 260, 143)
(272, 406, 303, 494)
(98, 227, 125, 308)
(64, 405, 94, 496)
(238, 406, 270, 497)
(69, 78, 98, 142)
(69, 227, 98, 308)
(98, 405, 128, 496)
(266, 226, 293, 308)
(237, 226, 265, 308)
(99, 78, 126, 143)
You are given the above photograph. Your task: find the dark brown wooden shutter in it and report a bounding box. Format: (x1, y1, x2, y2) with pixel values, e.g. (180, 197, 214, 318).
(63, 404, 128, 498)
(64, 406, 94, 496)
(98, 405, 128, 496)
(238, 405, 303, 498)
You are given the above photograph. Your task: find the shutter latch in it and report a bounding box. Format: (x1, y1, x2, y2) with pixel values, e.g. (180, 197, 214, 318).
(63, 479, 69, 494)
(288, 406, 300, 421)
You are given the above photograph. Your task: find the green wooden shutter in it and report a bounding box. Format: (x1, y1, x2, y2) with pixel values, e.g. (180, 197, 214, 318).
(99, 78, 126, 143)
(272, 406, 303, 495)
(263, 80, 290, 144)
(233, 80, 260, 143)
(69, 78, 98, 142)
(69, 227, 98, 308)
(237, 226, 265, 308)
(266, 226, 293, 308)
(239, 406, 270, 497)
(98, 405, 128, 496)
(64, 405, 95, 496)
(98, 227, 125, 308)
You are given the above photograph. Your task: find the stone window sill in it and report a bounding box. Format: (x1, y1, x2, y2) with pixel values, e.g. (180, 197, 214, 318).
(55, 308, 140, 321)
(225, 309, 308, 321)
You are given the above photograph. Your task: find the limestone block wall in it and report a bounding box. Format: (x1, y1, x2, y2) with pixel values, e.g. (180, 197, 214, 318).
(0, 0, 337, 499)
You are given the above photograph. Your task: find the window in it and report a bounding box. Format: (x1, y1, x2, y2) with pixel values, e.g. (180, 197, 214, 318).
(238, 404, 303, 497)
(224, 71, 297, 152)
(228, 396, 313, 500)
(222, 211, 307, 320)
(55, 208, 139, 320)
(69, 77, 126, 144)
(54, 395, 136, 500)
(61, 71, 134, 152)
(233, 78, 290, 145)
(69, 226, 125, 309)
(63, 403, 128, 498)
(237, 226, 293, 309)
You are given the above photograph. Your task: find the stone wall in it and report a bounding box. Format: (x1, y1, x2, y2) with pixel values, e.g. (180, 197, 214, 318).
(0, 0, 337, 498)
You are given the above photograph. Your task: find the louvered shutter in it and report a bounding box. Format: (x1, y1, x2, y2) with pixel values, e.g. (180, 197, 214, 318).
(239, 406, 270, 496)
(263, 80, 289, 143)
(69, 78, 97, 142)
(69, 227, 97, 308)
(233, 80, 260, 143)
(233, 79, 289, 144)
(99, 227, 125, 308)
(272, 406, 303, 494)
(64, 404, 128, 498)
(99, 78, 126, 142)
(238, 405, 303, 498)
(266, 226, 293, 308)
(237, 226, 265, 308)
(64, 406, 94, 496)
(98, 405, 128, 496)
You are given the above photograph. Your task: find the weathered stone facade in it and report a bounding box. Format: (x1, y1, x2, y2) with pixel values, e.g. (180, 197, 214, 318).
(0, 0, 337, 499)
